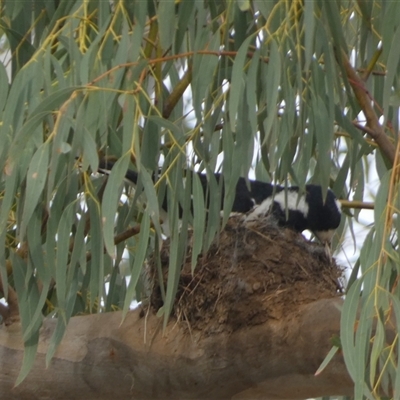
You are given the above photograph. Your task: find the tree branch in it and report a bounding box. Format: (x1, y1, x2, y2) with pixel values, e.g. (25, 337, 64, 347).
(338, 50, 395, 165)
(163, 65, 192, 119)
(0, 298, 353, 400)
(340, 200, 374, 210)
(114, 225, 141, 245)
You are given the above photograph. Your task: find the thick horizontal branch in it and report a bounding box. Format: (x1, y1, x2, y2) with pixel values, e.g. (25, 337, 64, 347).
(0, 298, 353, 400)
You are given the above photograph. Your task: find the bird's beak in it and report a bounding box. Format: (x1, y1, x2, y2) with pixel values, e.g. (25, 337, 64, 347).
(314, 230, 334, 263)
(324, 240, 332, 263)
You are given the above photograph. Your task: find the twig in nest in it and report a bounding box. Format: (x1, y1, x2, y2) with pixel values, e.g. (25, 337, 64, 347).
(263, 289, 288, 302)
(187, 272, 205, 297)
(212, 288, 223, 313)
(172, 309, 183, 329)
(175, 272, 204, 316)
(182, 309, 194, 342)
(143, 301, 152, 345)
(251, 255, 271, 269)
(245, 225, 277, 244)
(296, 261, 311, 277)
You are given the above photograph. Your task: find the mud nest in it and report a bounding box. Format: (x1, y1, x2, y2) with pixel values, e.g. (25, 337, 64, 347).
(148, 215, 343, 335)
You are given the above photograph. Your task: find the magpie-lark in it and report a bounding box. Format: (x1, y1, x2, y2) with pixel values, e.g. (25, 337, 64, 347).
(97, 161, 341, 246)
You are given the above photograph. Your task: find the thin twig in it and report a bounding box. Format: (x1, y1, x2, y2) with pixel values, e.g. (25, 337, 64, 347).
(360, 47, 383, 81)
(357, 68, 386, 77)
(340, 200, 374, 210)
(352, 122, 377, 137)
(87, 50, 269, 88)
(85, 225, 141, 263)
(114, 225, 141, 245)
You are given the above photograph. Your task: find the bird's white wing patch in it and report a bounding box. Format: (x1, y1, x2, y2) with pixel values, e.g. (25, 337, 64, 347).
(273, 190, 309, 215)
(245, 197, 273, 222)
(245, 190, 309, 222)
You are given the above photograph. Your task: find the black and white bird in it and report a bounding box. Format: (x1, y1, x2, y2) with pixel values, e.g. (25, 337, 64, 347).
(97, 161, 341, 246)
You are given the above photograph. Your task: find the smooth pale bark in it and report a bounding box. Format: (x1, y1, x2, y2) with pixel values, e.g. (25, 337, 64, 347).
(0, 298, 353, 400)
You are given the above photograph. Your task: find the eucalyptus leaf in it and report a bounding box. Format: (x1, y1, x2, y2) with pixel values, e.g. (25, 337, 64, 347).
(20, 142, 50, 237)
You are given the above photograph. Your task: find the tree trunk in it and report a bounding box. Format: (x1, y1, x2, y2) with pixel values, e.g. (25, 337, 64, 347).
(0, 298, 353, 400)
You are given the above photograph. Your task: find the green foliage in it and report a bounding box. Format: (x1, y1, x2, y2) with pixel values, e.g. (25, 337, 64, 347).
(0, 0, 399, 397)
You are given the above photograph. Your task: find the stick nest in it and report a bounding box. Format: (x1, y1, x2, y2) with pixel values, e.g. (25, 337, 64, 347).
(148, 215, 343, 335)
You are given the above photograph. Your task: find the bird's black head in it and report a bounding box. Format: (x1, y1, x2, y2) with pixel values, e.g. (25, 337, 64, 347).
(304, 185, 341, 244)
